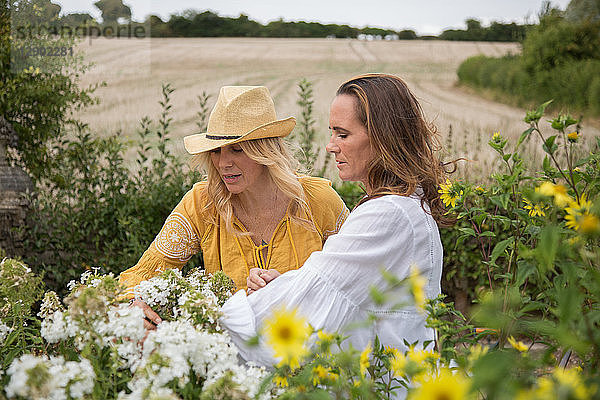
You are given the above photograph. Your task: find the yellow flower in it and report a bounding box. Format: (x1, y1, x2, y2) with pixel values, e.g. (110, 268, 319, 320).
(564, 194, 598, 233)
(466, 343, 488, 366)
(390, 349, 407, 377)
(507, 336, 528, 352)
(536, 376, 555, 399)
(475, 186, 485, 194)
(492, 131, 502, 142)
(408, 368, 472, 400)
(567, 131, 579, 142)
(312, 365, 337, 385)
(263, 307, 311, 369)
(439, 180, 463, 208)
(273, 375, 288, 387)
(523, 198, 546, 217)
(359, 343, 372, 377)
(408, 265, 426, 311)
(553, 368, 593, 399)
(581, 214, 600, 234)
(536, 182, 572, 207)
(316, 330, 334, 344)
(407, 347, 439, 365)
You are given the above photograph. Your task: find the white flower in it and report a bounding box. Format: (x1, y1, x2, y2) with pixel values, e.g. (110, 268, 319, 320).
(6, 355, 95, 399)
(0, 319, 13, 344)
(40, 311, 77, 343)
(89, 278, 102, 287)
(67, 280, 77, 291)
(79, 270, 93, 284)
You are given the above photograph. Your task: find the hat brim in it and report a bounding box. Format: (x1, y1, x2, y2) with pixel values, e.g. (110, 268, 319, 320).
(184, 116, 296, 155)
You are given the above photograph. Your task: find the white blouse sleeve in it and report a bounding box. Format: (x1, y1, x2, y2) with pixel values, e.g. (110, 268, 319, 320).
(220, 196, 426, 365)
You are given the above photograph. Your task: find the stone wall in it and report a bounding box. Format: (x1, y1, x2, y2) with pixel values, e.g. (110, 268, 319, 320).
(0, 116, 33, 257)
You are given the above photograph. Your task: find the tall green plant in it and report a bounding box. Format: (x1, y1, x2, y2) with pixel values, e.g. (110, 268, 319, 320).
(0, 0, 100, 182)
(441, 102, 600, 373)
(23, 83, 202, 295)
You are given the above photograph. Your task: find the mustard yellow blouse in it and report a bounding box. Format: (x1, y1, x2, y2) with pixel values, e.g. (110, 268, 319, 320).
(118, 176, 349, 297)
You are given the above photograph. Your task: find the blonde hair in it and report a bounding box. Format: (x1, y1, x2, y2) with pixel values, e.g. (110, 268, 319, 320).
(192, 137, 315, 234)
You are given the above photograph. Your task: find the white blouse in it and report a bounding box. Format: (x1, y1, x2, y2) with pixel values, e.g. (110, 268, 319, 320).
(220, 194, 443, 368)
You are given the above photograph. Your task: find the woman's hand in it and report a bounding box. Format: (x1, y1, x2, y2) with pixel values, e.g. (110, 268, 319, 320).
(247, 268, 281, 294)
(130, 299, 162, 331)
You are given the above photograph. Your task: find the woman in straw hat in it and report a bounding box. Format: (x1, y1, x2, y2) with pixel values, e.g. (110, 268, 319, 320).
(220, 74, 451, 391)
(119, 86, 349, 328)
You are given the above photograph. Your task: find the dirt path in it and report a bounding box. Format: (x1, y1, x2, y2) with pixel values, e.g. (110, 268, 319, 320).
(74, 37, 599, 178)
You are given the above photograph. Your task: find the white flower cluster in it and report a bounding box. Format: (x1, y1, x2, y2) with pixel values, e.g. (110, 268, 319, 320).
(134, 273, 174, 308)
(5, 355, 95, 399)
(41, 302, 146, 367)
(0, 319, 12, 345)
(123, 319, 268, 399)
(27, 269, 270, 399)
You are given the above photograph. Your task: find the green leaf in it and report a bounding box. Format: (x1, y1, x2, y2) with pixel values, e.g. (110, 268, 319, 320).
(479, 231, 496, 238)
(536, 225, 560, 273)
(542, 155, 552, 174)
(516, 127, 534, 148)
(491, 238, 514, 264)
(543, 135, 558, 155)
(458, 227, 476, 237)
(515, 262, 537, 287)
(537, 99, 553, 115)
(564, 115, 578, 128)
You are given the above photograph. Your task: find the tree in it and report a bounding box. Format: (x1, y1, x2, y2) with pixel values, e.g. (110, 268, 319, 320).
(1, 0, 96, 181)
(93, 0, 131, 25)
(565, 0, 600, 22)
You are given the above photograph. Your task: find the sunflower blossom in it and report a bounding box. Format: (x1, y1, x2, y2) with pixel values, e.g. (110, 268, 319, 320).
(567, 131, 579, 142)
(408, 368, 472, 400)
(536, 182, 572, 207)
(359, 343, 372, 377)
(438, 180, 463, 208)
(263, 307, 310, 369)
(523, 198, 546, 217)
(565, 195, 600, 234)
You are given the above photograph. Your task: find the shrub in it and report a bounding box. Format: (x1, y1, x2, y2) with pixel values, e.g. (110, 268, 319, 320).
(22, 84, 202, 296)
(457, 13, 600, 117)
(0, 0, 99, 181)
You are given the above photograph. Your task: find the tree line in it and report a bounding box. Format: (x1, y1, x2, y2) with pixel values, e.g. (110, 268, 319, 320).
(49, 0, 530, 42)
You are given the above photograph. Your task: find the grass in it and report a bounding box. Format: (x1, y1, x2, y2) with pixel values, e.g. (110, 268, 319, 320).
(71, 37, 599, 181)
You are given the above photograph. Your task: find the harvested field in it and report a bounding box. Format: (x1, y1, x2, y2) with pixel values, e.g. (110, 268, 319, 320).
(74, 37, 599, 180)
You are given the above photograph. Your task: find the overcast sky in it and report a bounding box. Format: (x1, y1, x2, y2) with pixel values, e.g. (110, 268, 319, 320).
(54, 0, 572, 35)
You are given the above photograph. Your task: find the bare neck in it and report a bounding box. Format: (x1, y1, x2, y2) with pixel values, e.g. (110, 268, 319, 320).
(236, 179, 283, 214)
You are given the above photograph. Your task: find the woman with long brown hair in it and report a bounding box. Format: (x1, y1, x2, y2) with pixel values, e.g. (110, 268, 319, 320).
(221, 74, 450, 385)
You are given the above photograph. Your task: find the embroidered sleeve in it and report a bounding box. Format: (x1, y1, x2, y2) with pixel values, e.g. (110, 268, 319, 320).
(118, 184, 206, 297)
(153, 212, 201, 263)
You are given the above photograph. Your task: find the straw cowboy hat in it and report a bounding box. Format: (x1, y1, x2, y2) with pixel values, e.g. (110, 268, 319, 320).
(184, 86, 296, 154)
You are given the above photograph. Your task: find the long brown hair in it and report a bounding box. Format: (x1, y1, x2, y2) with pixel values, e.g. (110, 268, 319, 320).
(336, 73, 452, 226)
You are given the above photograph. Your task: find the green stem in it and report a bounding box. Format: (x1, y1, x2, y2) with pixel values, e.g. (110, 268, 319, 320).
(534, 124, 578, 198)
